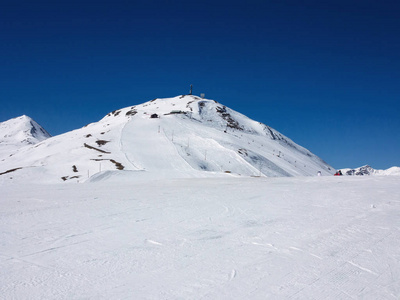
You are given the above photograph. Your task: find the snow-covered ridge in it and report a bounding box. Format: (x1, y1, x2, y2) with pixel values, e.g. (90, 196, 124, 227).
(341, 165, 400, 176)
(0, 95, 335, 183)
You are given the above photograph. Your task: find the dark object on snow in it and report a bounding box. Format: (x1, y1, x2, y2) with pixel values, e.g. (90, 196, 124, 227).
(84, 143, 111, 154)
(168, 110, 184, 114)
(95, 140, 109, 146)
(150, 114, 159, 119)
(334, 170, 343, 176)
(0, 167, 22, 176)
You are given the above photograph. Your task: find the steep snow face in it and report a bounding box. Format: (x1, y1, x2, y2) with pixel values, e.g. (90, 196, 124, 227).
(342, 165, 400, 176)
(0, 115, 51, 145)
(0, 96, 335, 183)
(0, 115, 51, 158)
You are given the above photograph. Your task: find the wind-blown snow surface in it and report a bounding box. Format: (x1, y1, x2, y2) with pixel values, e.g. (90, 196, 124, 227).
(0, 96, 333, 183)
(1, 176, 400, 299)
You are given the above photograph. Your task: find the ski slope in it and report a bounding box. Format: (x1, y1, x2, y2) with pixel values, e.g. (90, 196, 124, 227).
(121, 114, 193, 172)
(1, 176, 399, 299)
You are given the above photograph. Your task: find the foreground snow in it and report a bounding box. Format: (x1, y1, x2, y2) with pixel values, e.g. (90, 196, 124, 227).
(1, 176, 400, 299)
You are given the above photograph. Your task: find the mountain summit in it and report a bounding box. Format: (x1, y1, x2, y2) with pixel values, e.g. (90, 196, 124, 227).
(0, 95, 334, 183)
(0, 115, 50, 145)
(0, 115, 51, 159)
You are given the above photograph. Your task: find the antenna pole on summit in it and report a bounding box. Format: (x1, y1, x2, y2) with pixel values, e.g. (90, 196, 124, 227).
(189, 84, 193, 95)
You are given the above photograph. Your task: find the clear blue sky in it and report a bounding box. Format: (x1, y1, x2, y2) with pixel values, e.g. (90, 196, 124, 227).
(1, 0, 399, 169)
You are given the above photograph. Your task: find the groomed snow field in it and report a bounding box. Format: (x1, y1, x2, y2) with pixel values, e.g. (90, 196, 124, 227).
(1, 175, 400, 299)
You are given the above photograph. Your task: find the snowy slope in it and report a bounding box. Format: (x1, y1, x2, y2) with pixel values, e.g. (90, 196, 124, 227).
(342, 165, 400, 176)
(0, 95, 334, 183)
(0, 115, 51, 159)
(1, 176, 399, 298)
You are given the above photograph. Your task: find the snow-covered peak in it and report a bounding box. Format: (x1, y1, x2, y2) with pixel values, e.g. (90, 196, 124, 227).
(0, 115, 51, 146)
(102, 95, 292, 138)
(341, 165, 400, 176)
(102, 95, 204, 119)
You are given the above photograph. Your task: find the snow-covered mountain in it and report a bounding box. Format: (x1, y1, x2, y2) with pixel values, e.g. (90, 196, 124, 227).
(342, 165, 400, 176)
(0, 95, 334, 183)
(0, 115, 50, 145)
(0, 115, 51, 159)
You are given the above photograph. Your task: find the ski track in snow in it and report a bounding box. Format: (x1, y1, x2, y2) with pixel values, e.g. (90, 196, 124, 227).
(119, 121, 143, 171)
(1, 176, 400, 299)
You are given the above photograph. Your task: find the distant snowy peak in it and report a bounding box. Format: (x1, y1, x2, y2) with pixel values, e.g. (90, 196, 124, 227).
(0, 115, 51, 146)
(342, 165, 400, 176)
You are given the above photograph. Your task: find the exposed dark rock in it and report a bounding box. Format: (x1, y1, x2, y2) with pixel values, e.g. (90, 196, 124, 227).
(95, 140, 109, 146)
(110, 159, 124, 170)
(84, 143, 111, 154)
(126, 110, 137, 116)
(216, 106, 243, 130)
(0, 167, 22, 176)
(238, 148, 248, 156)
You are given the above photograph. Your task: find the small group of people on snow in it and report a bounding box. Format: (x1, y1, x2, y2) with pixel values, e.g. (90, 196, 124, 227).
(334, 170, 343, 176)
(317, 170, 343, 176)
